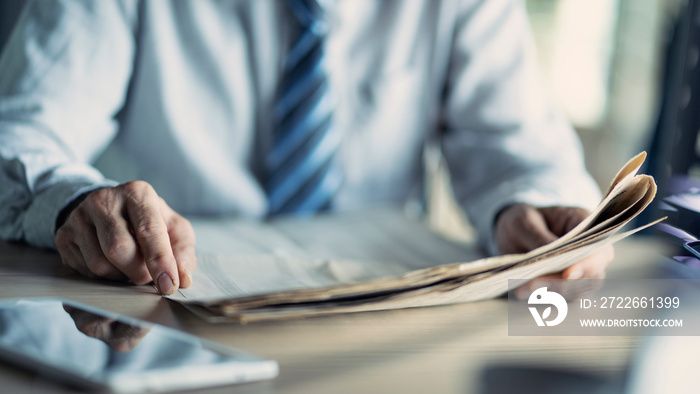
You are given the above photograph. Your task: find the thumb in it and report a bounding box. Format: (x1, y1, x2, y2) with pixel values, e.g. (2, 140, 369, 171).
(497, 204, 559, 254)
(518, 212, 558, 251)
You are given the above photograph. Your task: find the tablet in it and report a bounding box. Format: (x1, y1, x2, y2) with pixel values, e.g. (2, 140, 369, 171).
(0, 298, 278, 392)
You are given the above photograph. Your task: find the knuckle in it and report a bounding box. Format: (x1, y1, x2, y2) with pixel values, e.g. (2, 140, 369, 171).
(55, 231, 70, 250)
(145, 250, 170, 266)
(169, 214, 185, 228)
(171, 215, 196, 239)
(83, 190, 120, 220)
(121, 180, 154, 200)
(83, 190, 107, 212)
(522, 207, 540, 222)
(87, 187, 110, 203)
(65, 207, 89, 226)
(518, 211, 541, 233)
(103, 239, 132, 262)
(136, 219, 166, 241)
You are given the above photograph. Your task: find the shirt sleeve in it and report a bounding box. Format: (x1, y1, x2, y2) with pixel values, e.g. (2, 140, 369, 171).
(0, 0, 137, 248)
(441, 0, 602, 255)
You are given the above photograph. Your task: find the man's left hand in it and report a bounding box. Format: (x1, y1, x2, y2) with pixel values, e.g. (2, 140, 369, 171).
(494, 203, 614, 299)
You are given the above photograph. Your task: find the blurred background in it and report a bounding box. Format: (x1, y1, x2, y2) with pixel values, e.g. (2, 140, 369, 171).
(526, 0, 678, 187)
(0, 0, 686, 236)
(431, 0, 686, 238)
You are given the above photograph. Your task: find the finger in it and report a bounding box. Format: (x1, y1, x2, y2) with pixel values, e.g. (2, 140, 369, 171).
(56, 211, 122, 280)
(59, 240, 100, 279)
(123, 182, 179, 295)
(163, 208, 197, 288)
(77, 226, 128, 281)
(510, 206, 558, 252)
(515, 245, 614, 300)
(497, 204, 558, 254)
(539, 206, 590, 236)
(562, 245, 614, 279)
(92, 207, 151, 285)
(561, 208, 590, 234)
(56, 217, 89, 278)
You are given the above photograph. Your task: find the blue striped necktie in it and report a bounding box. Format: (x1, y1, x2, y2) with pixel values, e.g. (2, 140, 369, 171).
(265, 0, 343, 216)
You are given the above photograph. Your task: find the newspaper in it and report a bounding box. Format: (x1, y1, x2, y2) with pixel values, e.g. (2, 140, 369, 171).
(167, 152, 662, 322)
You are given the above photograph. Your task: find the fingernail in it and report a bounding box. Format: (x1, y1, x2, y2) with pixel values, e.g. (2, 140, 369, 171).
(568, 270, 583, 280)
(157, 273, 175, 295)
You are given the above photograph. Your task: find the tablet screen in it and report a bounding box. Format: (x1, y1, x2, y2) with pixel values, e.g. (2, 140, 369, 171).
(0, 298, 278, 392)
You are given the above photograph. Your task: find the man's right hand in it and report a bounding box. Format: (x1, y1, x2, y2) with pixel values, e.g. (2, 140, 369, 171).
(55, 181, 196, 295)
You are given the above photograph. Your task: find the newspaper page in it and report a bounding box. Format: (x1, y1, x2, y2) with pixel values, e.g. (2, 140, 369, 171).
(168, 208, 481, 304)
(166, 152, 661, 322)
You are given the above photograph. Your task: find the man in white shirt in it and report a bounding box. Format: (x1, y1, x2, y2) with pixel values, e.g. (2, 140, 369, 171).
(0, 0, 611, 295)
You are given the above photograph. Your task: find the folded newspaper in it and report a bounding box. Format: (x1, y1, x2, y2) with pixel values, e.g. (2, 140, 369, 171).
(167, 152, 662, 322)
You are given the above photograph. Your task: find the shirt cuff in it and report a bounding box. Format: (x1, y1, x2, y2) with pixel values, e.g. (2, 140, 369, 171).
(23, 180, 118, 249)
(462, 173, 602, 257)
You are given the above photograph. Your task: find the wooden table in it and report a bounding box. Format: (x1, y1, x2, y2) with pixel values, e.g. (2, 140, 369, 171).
(0, 211, 674, 394)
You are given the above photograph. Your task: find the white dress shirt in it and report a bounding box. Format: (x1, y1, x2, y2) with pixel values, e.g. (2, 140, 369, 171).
(0, 0, 601, 254)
